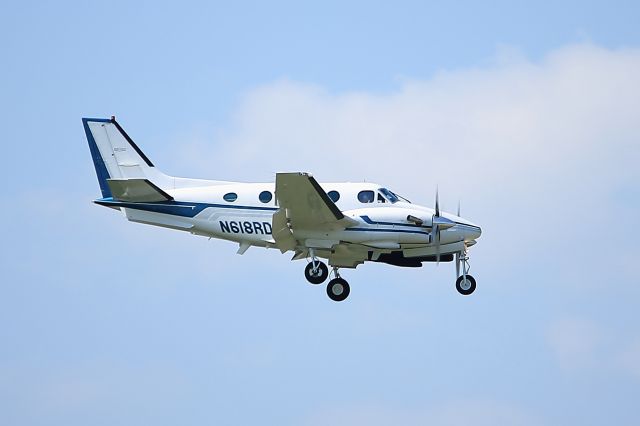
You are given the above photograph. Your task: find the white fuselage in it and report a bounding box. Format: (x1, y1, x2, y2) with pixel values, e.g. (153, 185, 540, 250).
(101, 181, 481, 267)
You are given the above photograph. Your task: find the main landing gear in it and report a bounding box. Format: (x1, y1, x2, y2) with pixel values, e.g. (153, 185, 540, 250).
(326, 267, 350, 302)
(304, 250, 350, 302)
(304, 260, 328, 284)
(455, 246, 476, 295)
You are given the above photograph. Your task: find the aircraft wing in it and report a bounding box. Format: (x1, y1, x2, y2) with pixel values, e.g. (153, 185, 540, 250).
(275, 172, 345, 226)
(273, 173, 357, 252)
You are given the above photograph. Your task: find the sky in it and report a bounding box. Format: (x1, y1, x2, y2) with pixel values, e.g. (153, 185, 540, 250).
(1, 1, 640, 425)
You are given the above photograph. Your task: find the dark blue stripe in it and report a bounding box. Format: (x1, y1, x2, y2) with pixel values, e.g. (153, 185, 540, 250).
(360, 215, 428, 228)
(344, 227, 430, 236)
(83, 118, 112, 198)
(95, 198, 278, 218)
(361, 215, 479, 232)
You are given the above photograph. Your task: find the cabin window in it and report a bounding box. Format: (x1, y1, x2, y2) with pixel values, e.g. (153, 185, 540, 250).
(223, 192, 238, 202)
(259, 191, 273, 203)
(357, 190, 375, 203)
(328, 190, 340, 202)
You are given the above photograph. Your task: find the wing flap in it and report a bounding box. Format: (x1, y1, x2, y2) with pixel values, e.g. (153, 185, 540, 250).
(272, 208, 297, 253)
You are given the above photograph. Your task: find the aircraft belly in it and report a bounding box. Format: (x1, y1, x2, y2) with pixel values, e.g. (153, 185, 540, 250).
(123, 208, 194, 230)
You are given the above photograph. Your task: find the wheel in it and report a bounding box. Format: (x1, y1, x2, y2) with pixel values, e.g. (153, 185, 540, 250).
(326, 278, 350, 301)
(304, 261, 329, 284)
(456, 274, 476, 295)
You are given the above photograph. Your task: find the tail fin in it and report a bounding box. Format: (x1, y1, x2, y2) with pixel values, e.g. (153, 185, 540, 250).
(82, 117, 171, 198)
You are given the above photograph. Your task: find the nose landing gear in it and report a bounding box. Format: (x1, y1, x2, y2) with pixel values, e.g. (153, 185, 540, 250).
(455, 246, 476, 295)
(456, 274, 476, 295)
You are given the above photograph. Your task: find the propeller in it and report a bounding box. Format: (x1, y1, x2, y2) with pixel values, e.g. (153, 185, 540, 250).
(433, 188, 440, 262)
(431, 188, 455, 263)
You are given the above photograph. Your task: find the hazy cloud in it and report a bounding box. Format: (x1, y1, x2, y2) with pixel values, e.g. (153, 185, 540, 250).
(171, 44, 640, 293)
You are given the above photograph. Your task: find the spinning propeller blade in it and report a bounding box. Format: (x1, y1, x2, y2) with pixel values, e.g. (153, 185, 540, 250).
(433, 188, 441, 263)
(434, 224, 440, 264)
(431, 188, 456, 264)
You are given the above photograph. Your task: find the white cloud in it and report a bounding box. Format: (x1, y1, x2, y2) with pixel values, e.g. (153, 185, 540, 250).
(172, 43, 640, 291)
(209, 44, 640, 192)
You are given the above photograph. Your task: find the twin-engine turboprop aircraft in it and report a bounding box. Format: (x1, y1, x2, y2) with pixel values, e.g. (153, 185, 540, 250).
(83, 117, 482, 301)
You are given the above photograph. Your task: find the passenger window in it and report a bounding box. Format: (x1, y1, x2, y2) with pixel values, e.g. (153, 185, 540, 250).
(358, 190, 375, 203)
(328, 190, 340, 202)
(259, 191, 273, 203)
(223, 192, 238, 202)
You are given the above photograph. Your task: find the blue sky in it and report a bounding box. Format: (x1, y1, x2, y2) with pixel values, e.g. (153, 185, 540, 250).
(1, 1, 640, 425)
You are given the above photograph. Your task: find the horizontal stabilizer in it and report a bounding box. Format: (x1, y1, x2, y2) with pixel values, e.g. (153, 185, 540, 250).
(107, 178, 173, 202)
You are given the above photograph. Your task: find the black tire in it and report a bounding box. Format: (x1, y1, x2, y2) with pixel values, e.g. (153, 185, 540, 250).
(304, 261, 329, 284)
(326, 278, 350, 301)
(456, 274, 476, 295)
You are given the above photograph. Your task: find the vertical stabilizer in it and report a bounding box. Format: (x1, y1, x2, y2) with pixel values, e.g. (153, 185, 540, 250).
(82, 117, 171, 198)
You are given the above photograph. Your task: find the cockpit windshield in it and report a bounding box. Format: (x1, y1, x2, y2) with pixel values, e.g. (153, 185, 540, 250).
(379, 188, 411, 204)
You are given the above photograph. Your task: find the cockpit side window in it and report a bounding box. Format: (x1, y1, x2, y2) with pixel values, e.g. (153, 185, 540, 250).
(377, 193, 386, 203)
(358, 190, 375, 203)
(379, 188, 398, 203)
(379, 188, 410, 204)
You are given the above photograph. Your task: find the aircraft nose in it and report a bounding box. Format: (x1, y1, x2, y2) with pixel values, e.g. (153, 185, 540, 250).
(460, 224, 481, 242)
(469, 226, 482, 240)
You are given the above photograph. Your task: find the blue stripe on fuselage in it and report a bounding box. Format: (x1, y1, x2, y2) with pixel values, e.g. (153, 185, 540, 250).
(360, 215, 425, 228)
(344, 227, 430, 235)
(360, 215, 480, 233)
(94, 198, 278, 218)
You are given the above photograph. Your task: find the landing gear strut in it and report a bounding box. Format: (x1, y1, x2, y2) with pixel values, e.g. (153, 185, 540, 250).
(455, 246, 476, 295)
(326, 267, 350, 301)
(304, 248, 329, 284)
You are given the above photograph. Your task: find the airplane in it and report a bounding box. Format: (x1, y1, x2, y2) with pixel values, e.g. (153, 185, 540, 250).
(83, 116, 482, 301)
